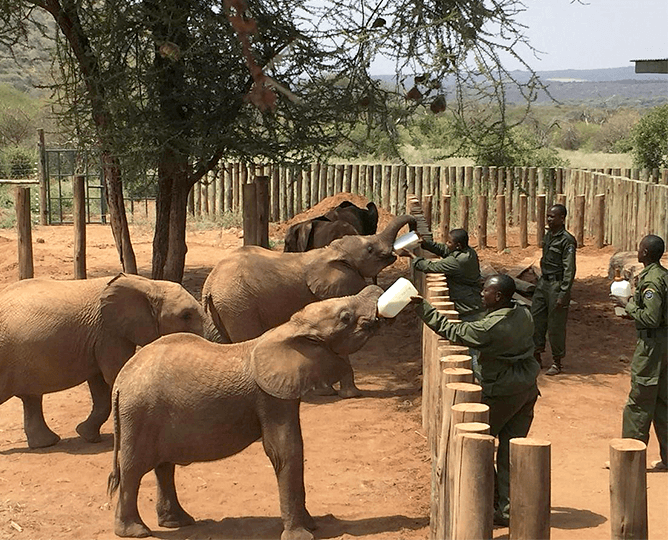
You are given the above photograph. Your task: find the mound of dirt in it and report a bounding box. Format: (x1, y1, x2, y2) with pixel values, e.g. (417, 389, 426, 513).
(270, 193, 398, 239)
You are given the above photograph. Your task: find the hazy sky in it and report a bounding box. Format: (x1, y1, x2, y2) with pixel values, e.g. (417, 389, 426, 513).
(370, 0, 668, 74)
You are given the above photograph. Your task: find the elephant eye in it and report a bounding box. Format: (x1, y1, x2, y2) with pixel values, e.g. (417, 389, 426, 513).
(340, 310, 353, 324)
(180, 310, 193, 321)
(367, 245, 373, 253)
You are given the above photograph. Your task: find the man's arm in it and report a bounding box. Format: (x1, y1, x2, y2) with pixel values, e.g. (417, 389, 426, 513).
(626, 279, 665, 328)
(414, 299, 489, 348)
(421, 239, 451, 258)
(412, 253, 462, 277)
(557, 240, 576, 305)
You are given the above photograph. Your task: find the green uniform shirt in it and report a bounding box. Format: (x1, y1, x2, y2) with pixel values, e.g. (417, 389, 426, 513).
(626, 262, 668, 332)
(415, 300, 539, 397)
(412, 241, 483, 317)
(540, 228, 576, 301)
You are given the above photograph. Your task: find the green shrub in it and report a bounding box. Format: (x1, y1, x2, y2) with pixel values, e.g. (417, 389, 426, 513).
(1, 146, 36, 178)
(631, 104, 668, 169)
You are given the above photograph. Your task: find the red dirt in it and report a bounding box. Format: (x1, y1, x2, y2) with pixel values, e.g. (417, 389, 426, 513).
(0, 205, 666, 540)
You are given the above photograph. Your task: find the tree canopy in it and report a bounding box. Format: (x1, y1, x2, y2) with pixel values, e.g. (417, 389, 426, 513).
(0, 0, 545, 281)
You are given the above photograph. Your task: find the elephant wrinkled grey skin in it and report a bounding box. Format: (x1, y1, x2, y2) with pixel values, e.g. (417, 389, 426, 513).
(202, 214, 416, 397)
(284, 216, 359, 252)
(283, 201, 379, 253)
(107, 286, 385, 539)
(0, 273, 208, 449)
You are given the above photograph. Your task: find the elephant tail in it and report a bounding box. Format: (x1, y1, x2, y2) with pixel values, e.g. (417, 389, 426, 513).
(203, 293, 232, 344)
(107, 388, 121, 499)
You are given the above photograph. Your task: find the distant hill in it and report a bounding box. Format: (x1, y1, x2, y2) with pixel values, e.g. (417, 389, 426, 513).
(375, 66, 668, 108)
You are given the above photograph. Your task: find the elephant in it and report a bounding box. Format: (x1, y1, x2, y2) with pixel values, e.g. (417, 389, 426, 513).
(324, 200, 378, 236)
(283, 201, 379, 252)
(107, 285, 384, 539)
(202, 214, 416, 396)
(0, 273, 209, 449)
(283, 216, 359, 252)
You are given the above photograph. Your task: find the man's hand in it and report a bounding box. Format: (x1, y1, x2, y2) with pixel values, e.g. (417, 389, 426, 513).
(610, 294, 629, 308)
(555, 296, 568, 309)
(409, 295, 424, 305)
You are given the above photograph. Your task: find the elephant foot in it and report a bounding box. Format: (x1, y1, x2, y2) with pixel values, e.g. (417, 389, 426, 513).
(157, 509, 196, 529)
(114, 520, 151, 538)
(337, 386, 362, 399)
(311, 385, 338, 396)
(75, 421, 102, 443)
(281, 527, 314, 540)
(26, 429, 60, 449)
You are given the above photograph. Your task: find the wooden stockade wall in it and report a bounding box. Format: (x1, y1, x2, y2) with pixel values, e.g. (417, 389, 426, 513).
(191, 164, 668, 251)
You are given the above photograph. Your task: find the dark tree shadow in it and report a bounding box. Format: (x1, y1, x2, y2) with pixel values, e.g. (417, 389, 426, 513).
(151, 513, 428, 539)
(0, 433, 113, 456)
(550, 506, 607, 530)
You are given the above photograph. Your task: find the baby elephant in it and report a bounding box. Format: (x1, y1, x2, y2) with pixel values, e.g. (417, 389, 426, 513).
(108, 285, 384, 539)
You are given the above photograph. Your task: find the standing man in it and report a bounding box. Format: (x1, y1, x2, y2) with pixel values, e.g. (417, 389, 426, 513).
(532, 204, 576, 375)
(399, 228, 483, 321)
(612, 234, 667, 470)
(411, 274, 540, 525)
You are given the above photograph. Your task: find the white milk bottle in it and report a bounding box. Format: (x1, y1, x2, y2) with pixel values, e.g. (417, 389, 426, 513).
(610, 268, 632, 317)
(377, 277, 419, 318)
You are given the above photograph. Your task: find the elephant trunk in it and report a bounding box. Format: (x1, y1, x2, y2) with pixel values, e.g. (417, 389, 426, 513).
(377, 215, 418, 246)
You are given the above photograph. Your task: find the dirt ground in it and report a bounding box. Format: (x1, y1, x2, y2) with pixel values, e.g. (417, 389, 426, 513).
(0, 199, 666, 540)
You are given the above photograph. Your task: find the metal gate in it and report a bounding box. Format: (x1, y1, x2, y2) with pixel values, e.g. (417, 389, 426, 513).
(43, 148, 107, 225)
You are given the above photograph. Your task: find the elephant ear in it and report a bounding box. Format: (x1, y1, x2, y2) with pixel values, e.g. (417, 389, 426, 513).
(284, 221, 313, 252)
(100, 273, 160, 346)
(250, 325, 346, 399)
(305, 246, 367, 299)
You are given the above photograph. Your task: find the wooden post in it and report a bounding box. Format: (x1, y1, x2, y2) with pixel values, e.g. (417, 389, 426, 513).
(223, 164, 232, 213)
(433, 383, 483, 540)
(383, 165, 392, 210)
(242, 182, 258, 246)
(447, 422, 491, 540)
(510, 438, 551, 540)
(280, 166, 288, 221)
(335, 164, 344, 193)
(595, 193, 605, 248)
(536, 194, 546, 246)
(519, 194, 528, 248)
(344, 164, 352, 193)
(352, 164, 360, 195)
(391, 165, 399, 215)
(398, 166, 407, 214)
(477, 195, 487, 249)
(311, 163, 320, 208)
(556, 193, 566, 207)
(255, 176, 270, 248)
(609, 439, 648, 540)
(373, 164, 382, 201)
(15, 187, 34, 280)
(440, 195, 451, 242)
(37, 128, 48, 225)
(528, 167, 537, 221)
(496, 194, 506, 251)
(574, 194, 585, 247)
(460, 195, 469, 231)
(453, 433, 495, 540)
(319, 162, 328, 202)
(422, 194, 433, 231)
(233, 162, 240, 213)
(73, 175, 87, 279)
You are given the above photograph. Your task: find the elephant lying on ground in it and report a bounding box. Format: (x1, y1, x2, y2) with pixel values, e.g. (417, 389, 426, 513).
(0, 273, 208, 449)
(108, 286, 385, 539)
(284, 201, 378, 252)
(202, 214, 416, 396)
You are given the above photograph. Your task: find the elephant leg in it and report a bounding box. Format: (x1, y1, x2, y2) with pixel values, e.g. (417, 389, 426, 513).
(19, 394, 60, 449)
(155, 462, 195, 528)
(261, 400, 314, 540)
(114, 468, 151, 538)
(337, 357, 362, 399)
(76, 372, 111, 443)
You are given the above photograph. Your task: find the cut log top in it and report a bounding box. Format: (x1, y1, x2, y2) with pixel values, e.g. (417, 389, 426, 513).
(510, 437, 551, 447)
(454, 422, 490, 434)
(446, 382, 482, 392)
(443, 367, 473, 376)
(609, 438, 647, 452)
(441, 354, 472, 362)
(451, 402, 490, 414)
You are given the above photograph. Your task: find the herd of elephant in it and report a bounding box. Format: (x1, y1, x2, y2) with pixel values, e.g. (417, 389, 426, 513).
(0, 201, 417, 540)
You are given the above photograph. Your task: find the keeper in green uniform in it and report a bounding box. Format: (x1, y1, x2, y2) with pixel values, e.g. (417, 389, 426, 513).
(612, 234, 668, 471)
(410, 274, 539, 526)
(532, 204, 576, 375)
(399, 228, 483, 321)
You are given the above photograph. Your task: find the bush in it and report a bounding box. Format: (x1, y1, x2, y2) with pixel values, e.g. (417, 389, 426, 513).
(1, 146, 36, 178)
(631, 104, 668, 169)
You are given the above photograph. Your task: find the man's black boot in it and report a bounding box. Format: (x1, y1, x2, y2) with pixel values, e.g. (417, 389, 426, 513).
(545, 358, 562, 376)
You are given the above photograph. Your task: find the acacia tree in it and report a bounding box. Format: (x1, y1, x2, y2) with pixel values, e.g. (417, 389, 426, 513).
(0, 0, 544, 282)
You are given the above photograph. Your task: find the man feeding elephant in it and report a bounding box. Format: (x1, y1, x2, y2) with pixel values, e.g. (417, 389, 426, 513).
(397, 228, 484, 322)
(409, 274, 540, 526)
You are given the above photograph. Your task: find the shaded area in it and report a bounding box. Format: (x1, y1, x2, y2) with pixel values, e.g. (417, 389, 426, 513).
(0, 433, 113, 456)
(550, 506, 607, 530)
